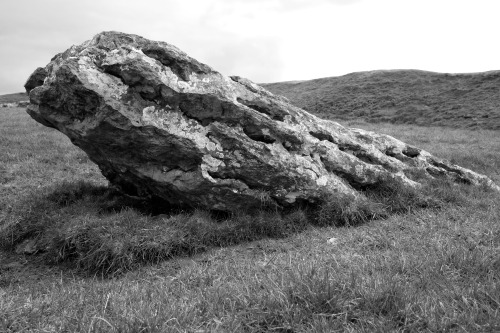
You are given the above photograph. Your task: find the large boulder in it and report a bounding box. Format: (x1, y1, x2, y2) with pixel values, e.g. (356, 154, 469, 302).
(24, 31, 499, 211)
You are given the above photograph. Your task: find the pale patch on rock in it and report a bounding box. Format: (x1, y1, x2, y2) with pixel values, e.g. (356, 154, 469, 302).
(316, 175, 328, 186)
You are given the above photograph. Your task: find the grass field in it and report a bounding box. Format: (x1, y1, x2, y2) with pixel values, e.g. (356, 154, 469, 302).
(1, 106, 500, 332)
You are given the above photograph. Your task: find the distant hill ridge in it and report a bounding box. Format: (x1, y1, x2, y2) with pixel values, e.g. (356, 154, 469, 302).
(262, 69, 500, 129)
(0, 92, 28, 104)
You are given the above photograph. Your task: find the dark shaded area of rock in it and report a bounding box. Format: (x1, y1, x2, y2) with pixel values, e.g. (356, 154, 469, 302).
(25, 67, 48, 92)
(24, 31, 499, 212)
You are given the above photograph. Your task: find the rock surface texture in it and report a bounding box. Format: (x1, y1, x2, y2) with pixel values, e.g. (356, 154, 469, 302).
(25, 32, 499, 211)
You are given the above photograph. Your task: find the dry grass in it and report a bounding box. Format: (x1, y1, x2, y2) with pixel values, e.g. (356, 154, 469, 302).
(1, 106, 500, 332)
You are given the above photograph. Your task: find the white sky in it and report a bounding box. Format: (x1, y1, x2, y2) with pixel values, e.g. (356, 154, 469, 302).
(1, 0, 499, 94)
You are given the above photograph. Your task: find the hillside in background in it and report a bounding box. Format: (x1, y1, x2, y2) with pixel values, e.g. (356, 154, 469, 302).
(0, 92, 28, 103)
(263, 70, 500, 129)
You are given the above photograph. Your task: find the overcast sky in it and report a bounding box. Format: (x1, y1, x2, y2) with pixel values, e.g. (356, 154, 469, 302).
(1, 0, 499, 94)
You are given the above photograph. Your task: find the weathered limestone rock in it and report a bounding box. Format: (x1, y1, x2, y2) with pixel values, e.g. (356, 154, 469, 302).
(24, 31, 499, 211)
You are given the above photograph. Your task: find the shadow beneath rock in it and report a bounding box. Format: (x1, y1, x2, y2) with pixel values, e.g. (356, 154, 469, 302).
(1, 180, 309, 279)
(3, 175, 490, 279)
(0, 249, 78, 288)
(45, 180, 187, 216)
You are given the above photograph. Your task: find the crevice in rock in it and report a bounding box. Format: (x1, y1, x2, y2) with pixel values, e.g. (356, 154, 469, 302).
(309, 131, 338, 144)
(384, 150, 409, 163)
(282, 141, 294, 152)
(207, 171, 283, 208)
(338, 144, 359, 159)
(352, 152, 379, 166)
(206, 170, 266, 194)
(230, 76, 259, 93)
(402, 146, 420, 158)
(430, 159, 457, 172)
(242, 125, 276, 144)
(207, 170, 254, 188)
(338, 145, 354, 153)
(385, 150, 397, 158)
(237, 98, 285, 122)
(310, 131, 381, 167)
(102, 64, 163, 101)
(101, 65, 124, 84)
(177, 94, 241, 127)
(162, 163, 199, 173)
(101, 64, 128, 82)
(427, 162, 472, 184)
(319, 156, 367, 191)
(337, 144, 381, 167)
(178, 109, 216, 127)
(426, 167, 446, 178)
(142, 47, 211, 82)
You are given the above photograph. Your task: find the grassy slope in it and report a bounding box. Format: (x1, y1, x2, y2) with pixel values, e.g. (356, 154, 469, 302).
(1, 108, 500, 332)
(263, 70, 500, 130)
(0, 92, 28, 104)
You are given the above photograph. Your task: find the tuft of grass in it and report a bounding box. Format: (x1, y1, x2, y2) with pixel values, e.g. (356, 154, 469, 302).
(315, 193, 386, 227)
(314, 175, 469, 227)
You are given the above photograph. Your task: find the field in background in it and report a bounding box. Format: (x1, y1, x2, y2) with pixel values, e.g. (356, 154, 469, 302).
(0, 92, 28, 104)
(1, 106, 500, 332)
